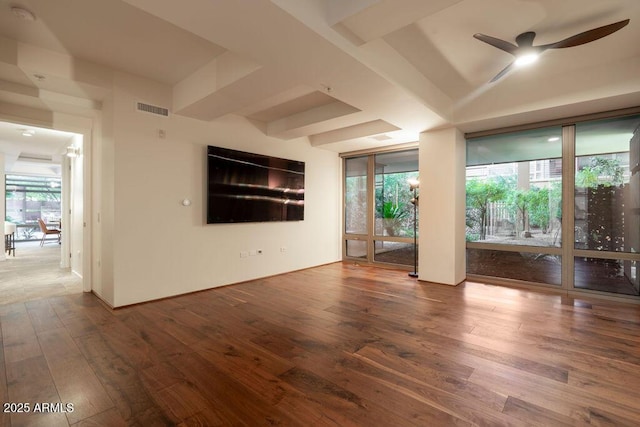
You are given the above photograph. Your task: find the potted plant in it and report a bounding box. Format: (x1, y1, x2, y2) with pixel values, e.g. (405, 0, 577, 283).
(378, 201, 406, 236)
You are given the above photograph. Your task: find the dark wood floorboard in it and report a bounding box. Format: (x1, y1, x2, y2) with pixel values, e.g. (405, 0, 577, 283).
(2, 261, 640, 425)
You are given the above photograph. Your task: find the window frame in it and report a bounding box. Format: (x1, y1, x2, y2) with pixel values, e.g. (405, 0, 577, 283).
(466, 109, 640, 299)
(342, 144, 419, 269)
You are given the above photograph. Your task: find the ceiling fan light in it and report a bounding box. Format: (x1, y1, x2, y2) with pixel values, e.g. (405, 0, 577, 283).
(514, 52, 539, 67)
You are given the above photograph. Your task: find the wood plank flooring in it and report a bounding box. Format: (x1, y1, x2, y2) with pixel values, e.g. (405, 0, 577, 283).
(2, 256, 640, 425)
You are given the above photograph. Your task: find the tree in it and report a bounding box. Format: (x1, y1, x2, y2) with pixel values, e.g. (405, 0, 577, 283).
(527, 187, 551, 233)
(466, 178, 510, 240)
(507, 189, 531, 235)
(576, 157, 624, 188)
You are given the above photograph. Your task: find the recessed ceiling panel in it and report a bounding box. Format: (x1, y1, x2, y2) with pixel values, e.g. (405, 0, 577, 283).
(247, 91, 339, 123)
(337, 0, 463, 43)
(309, 119, 400, 146)
(0, 0, 227, 84)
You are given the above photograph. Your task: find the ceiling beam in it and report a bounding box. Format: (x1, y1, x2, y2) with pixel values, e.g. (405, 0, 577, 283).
(309, 119, 400, 146)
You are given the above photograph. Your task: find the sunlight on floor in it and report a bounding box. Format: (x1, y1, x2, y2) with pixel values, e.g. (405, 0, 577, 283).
(0, 241, 82, 306)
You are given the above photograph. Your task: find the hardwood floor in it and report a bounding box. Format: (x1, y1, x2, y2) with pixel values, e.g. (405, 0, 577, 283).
(2, 259, 640, 426)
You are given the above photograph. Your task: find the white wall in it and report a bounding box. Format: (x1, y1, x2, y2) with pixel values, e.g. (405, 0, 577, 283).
(70, 134, 84, 277)
(50, 113, 97, 295)
(108, 73, 341, 307)
(93, 96, 115, 303)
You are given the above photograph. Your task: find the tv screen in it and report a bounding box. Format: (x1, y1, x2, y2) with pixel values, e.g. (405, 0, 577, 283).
(207, 146, 305, 223)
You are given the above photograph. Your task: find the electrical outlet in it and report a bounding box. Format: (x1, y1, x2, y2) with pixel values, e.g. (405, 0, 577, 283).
(280, 247, 287, 253)
(249, 250, 257, 256)
(240, 251, 248, 258)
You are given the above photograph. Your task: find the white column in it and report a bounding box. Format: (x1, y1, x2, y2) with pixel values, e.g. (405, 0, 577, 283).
(418, 127, 466, 285)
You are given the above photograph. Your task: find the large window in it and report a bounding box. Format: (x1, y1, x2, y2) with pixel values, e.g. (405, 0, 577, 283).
(343, 148, 418, 267)
(5, 174, 61, 242)
(466, 113, 640, 298)
(466, 127, 563, 248)
(573, 115, 639, 295)
(466, 126, 563, 287)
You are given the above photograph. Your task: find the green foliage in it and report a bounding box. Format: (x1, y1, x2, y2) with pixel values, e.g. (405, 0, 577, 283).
(378, 201, 406, 219)
(505, 184, 562, 235)
(466, 233, 480, 242)
(378, 201, 410, 237)
(466, 173, 562, 241)
(375, 173, 417, 210)
(576, 157, 624, 188)
(374, 171, 418, 236)
(466, 177, 512, 240)
(527, 187, 551, 233)
(506, 189, 530, 232)
(466, 177, 511, 211)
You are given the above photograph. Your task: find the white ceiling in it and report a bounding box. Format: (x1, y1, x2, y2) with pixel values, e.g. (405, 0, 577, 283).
(0, 0, 639, 157)
(0, 121, 74, 175)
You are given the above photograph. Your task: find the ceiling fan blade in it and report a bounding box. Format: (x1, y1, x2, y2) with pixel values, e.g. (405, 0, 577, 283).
(490, 61, 515, 83)
(474, 33, 518, 55)
(515, 31, 536, 47)
(541, 19, 630, 49)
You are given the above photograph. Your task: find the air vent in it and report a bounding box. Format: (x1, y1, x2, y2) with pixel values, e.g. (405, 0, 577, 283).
(371, 134, 392, 141)
(136, 102, 169, 117)
(18, 153, 53, 162)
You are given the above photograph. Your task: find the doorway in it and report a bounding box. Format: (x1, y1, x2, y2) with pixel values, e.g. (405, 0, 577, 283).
(1, 120, 89, 302)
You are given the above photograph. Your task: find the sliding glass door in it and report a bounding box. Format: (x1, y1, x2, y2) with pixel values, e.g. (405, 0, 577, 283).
(343, 148, 419, 268)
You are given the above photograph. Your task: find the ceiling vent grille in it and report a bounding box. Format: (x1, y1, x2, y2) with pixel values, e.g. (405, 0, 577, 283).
(18, 153, 53, 163)
(136, 102, 169, 117)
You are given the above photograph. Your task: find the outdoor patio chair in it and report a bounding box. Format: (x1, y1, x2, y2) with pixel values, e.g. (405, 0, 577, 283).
(37, 218, 61, 247)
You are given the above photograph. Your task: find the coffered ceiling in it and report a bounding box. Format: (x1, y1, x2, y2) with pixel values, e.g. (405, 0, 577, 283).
(0, 0, 639, 155)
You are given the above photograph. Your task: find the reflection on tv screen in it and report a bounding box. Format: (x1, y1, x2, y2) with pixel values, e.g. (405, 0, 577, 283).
(207, 146, 305, 223)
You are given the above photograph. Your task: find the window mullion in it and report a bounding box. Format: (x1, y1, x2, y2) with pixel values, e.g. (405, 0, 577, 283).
(366, 154, 375, 262)
(562, 125, 576, 290)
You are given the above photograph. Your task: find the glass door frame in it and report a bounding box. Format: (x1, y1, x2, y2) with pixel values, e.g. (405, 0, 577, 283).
(342, 144, 419, 269)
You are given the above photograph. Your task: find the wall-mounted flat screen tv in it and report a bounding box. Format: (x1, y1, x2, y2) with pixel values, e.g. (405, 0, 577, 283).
(207, 146, 305, 223)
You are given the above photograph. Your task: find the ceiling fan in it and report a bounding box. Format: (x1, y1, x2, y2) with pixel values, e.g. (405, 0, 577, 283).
(474, 19, 630, 83)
